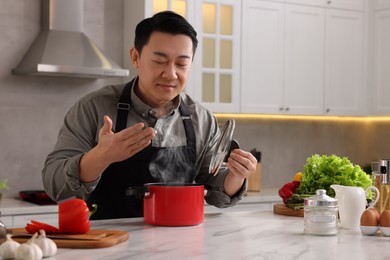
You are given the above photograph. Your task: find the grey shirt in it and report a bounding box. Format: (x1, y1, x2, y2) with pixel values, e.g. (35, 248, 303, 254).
(42, 81, 247, 208)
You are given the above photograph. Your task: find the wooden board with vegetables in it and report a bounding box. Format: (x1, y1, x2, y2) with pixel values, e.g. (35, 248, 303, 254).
(274, 154, 374, 217)
(0, 198, 128, 259)
(9, 228, 129, 249)
(273, 203, 304, 217)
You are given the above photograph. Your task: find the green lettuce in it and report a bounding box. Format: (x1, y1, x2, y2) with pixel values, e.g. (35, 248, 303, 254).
(295, 154, 372, 198)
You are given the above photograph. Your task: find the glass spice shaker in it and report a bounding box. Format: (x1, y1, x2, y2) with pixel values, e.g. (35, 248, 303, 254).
(304, 189, 338, 236)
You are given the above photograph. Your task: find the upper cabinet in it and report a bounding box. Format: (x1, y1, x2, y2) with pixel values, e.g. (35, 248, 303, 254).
(284, 4, 325, 115)
(371, 8, 390, 115)
(374, 0, 390, 10)
(241, 1, 285, 114)
(324, 9, 365, 115)
(285, 0, 364, 11)
(192, 0, 241, 113)
(241, 0, 366, 115)
(123, 0, 384, 116)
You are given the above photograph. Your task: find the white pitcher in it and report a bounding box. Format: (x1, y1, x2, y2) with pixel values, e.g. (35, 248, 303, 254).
(330, 184, 380, 230)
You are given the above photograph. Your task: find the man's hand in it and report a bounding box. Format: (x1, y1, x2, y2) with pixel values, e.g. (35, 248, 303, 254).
(79, 115, 155, 182)
(97, 115, 155, 164)
(224, 149, 257, 196)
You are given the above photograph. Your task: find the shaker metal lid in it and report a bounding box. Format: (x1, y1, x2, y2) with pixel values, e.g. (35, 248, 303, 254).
(209, 119, 235, 176)
(304, 189, 338, 207)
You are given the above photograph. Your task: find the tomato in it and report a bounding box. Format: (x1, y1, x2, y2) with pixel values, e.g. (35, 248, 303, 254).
(25, 220, 59, 234)
(59, 198, 96, 234)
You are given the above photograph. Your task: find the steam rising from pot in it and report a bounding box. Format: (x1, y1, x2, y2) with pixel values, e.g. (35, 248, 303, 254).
(149, 148, 193, 183)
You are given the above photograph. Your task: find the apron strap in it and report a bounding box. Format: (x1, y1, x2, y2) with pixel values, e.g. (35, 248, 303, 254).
(115, 80, 134, 132)
(178, 102, 196, 149)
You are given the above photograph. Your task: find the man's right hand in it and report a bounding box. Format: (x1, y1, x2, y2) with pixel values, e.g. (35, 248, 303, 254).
(79, 115, 155, 182)
(97, 115, 155, 164)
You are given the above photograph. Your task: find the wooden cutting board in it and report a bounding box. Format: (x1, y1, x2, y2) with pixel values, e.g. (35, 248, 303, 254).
(273, 203, 304, 217)
(10, 228, 129, 248)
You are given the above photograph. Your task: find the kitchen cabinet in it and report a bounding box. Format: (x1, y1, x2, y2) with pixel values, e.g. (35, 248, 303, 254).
(324, 9, 365, 115)
(371, 8, 390, 115)
(0, 198, 59, 228)
(241, 0, 285, 113)
(1, 215, 13, 227)
(12, 213, 58, 228)
(192, 0, 241, 113)
(286, 0, 364, 11)
(241, 0, 365, 115)
(284, 4, 325, 115)
(374, 0, 390, 10)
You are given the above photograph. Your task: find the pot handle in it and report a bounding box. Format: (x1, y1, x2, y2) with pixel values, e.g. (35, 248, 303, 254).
(125, 186, 149, 199)
(204, 184, 224, 192)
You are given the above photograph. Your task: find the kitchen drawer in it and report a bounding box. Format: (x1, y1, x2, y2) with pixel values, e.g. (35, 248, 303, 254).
(205, 202, 274, 214)
(1, 215, 13, 227)
(12, 213, 58, 228)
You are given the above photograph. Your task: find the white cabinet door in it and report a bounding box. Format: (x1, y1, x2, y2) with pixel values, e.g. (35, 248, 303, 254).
(285, 0, 326, 7)
(286, 0, 364, 11)
(326, 0, 365, 11)
(241, 0, 285, 113)
(194, 0, 241, 113)
(372, 9, 390, 115)
(324, 9, 365, 115)
(284, 4, 325, 115)
(374, 0, 390, 10)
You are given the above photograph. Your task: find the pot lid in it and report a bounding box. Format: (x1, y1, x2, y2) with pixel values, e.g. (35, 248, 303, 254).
(209, 119, 235, 176)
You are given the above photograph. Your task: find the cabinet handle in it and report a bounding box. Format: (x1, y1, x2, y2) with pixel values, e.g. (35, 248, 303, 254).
(285, 107, 290, 112)
(327, 0, 331, 4)
(326, 108, 330, 113)
(279, 107, 284, 111)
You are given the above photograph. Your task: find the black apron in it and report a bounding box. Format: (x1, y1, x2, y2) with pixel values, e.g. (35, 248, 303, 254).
(87, 80, 196, 220)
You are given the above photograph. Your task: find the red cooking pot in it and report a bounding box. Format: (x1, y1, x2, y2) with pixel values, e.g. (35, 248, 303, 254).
(126, 120, 236, 226)
(142, 183, 205, 226)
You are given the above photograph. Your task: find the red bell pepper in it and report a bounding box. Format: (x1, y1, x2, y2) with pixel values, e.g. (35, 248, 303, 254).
(278, 181, 301, 204)
(24, 199, 97, 235)
(59, 198, 97, 234)
(25, 220, 59, 234)
(278, 182, 295, 199)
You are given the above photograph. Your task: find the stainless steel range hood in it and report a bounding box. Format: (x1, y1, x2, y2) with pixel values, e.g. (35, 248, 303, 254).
(12, 0, 129, 78)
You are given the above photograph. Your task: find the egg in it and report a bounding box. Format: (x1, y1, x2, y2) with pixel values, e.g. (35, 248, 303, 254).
(368, 207, 380, 221)
(379, 210, 390, 227)
(360, 209, 380, 226)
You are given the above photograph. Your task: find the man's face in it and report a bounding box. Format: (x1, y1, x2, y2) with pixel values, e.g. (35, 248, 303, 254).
(131, 31, 194, 109)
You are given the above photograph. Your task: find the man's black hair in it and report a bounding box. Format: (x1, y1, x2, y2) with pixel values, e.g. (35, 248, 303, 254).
(134, 11, 198, 56)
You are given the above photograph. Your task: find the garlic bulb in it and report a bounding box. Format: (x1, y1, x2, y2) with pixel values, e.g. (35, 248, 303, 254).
(15, 233, 43, 260)
(34, 229, 57, 257)
(0, 233, 20, 259)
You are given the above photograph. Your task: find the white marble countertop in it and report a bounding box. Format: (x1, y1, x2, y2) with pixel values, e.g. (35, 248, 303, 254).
(51, 210, 389, 260)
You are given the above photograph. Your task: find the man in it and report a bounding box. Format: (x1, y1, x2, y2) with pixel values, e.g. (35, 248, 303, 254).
(42, 11, 257, 219)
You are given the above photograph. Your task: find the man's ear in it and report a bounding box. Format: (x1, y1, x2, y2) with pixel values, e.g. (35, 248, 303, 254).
(130, 48, 139, 68)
